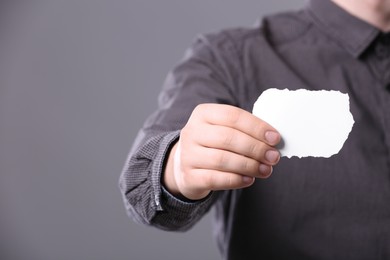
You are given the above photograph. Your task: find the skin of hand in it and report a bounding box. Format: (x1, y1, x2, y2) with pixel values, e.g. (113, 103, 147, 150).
(163, 104, 281, 201)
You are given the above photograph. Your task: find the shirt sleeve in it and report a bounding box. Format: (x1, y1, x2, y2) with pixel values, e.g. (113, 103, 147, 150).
(119, 31, 244, 231)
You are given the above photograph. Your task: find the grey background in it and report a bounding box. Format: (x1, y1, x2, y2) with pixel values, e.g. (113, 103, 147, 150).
(0, 1, 304, 259)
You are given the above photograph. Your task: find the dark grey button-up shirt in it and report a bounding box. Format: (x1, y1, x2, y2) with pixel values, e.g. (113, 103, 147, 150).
(120, 0, 390, 259)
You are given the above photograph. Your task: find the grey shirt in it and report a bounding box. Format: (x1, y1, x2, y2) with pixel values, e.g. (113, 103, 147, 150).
(120, 0, 390, 259)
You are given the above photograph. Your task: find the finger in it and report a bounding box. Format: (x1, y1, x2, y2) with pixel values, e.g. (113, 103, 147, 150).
(188, 147, 268, 177)
(191, 124, 280, 165)
(193, 104, 281, 146)
(189, 168, 255, 192)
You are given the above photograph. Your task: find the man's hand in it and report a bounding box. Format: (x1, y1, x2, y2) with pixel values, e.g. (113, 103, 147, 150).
(163, 104, 281, 201)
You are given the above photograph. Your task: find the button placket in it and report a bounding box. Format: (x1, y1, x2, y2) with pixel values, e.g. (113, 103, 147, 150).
(383, 34, 390, 87)
(376, 33, 390, 59)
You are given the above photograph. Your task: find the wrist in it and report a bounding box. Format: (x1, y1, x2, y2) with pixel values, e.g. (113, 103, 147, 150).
(162, 142, 182, 197)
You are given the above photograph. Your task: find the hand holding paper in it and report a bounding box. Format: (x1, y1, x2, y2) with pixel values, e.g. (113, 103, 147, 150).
(163, 104, 281, 200)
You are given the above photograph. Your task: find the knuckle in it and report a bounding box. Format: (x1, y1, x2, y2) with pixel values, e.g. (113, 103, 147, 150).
(248, 142, 258, 155)
(254, 143, 270, 162)
(181, 122, 197, 138)
(181, 125, 201, 145)
(193, 104, 205, 114)
(242, 159, 257, 173)
(222, 129, 235, 147)
(194, 103, 214, 116)
(224, 108, 242, 125)
(224, 174, 234, 188)
(225, 174, 239, 188)
(226, 174, 235, 187)
(245, 118, 267, 141)
(215, 151, 228, 169)
(252, 123, 265, 138)
(248, 142, 262, 158)
(191, 104, 208, 122)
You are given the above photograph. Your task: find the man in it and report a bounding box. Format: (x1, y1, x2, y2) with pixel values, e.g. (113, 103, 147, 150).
(120, 0, 390, 258)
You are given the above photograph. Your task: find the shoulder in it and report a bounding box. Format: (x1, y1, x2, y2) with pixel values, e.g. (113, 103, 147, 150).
(195, 26, 263, 55)
(195, 9, 312, 53)
(262, 9, 313, 46)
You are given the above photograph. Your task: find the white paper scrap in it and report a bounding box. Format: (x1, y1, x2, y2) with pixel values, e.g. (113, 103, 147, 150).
(252, 88, 354, 158)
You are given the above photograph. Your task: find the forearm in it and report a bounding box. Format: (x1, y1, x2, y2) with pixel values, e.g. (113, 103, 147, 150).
(120, 30, 244, 230)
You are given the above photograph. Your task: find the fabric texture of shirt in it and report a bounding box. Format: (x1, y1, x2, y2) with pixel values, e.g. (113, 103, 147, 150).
(119, 0, 390, 259)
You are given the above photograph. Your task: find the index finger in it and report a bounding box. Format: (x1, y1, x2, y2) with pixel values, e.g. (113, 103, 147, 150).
(194, 103, 281, 146)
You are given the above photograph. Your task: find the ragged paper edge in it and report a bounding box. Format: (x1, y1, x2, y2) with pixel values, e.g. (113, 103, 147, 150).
(252, 88, 355, 158)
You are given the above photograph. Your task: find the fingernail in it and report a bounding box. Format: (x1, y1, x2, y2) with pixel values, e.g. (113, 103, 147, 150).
(259, 164, 273, 178)
(242, 176, 254, 184)
(265, 131, 279, 144)
(265, 150, 280, 163)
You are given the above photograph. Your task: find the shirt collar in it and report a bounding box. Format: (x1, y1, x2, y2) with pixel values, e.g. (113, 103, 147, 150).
(307, 0, 380, 58)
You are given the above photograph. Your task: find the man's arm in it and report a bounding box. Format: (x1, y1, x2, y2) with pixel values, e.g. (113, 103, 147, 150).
(119, 31, 280, 231)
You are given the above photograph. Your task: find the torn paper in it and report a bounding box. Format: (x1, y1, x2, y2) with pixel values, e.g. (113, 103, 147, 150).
(252, 88, 354, 158)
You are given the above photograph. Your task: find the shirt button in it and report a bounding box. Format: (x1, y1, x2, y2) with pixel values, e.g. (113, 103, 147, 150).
(376, 33, 390, 58)
(382, 33, 390, 44)
(376, 45, 389, 59)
